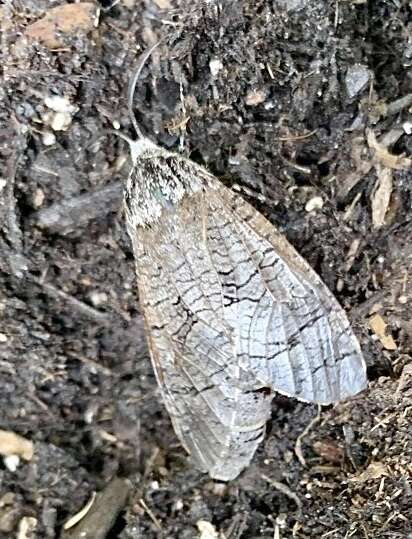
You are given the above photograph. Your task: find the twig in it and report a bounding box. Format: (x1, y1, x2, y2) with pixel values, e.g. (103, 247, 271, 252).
(261, 474, 302, 515)
(32, 278, 112, 324)
(140, 498, 162, 530)
(274, 128, 318, 142)
(294, 405, 322, 467)
(384, 93, 412, 117)
(280, 154, 312, 175)
(33, 182, 123, 235)
(3, 142, 29, 276)
(5, 147, 23, 250)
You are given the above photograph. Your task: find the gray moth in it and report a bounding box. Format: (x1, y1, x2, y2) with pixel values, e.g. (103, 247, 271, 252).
(122, 44, 367, 481)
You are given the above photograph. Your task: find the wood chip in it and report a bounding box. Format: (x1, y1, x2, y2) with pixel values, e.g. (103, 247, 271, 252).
(350, 461, 389, 483)
(23, 3, 98, 49)
(371, 165, 393, 228)
(344, 237, 361, 272)
(0, 430, 33, 461)
(368, 313, 397, 350)
(337, 136, 373, 201)
(367, 130, 412, 170)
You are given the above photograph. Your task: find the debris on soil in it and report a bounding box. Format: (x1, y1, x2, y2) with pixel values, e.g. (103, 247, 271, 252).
(349, 461, 389, 483)
(367, 130, 412, 170)
(368, 313, 397, 351)
(0, 430, 34, 461)
(21, 3, 98, 50)
(17, 516, 38, 539)
(304, 195, 324, 213)
(42, 95, 79, 132)
(196, 520, 219, 539)
(61, 478, 130, 539)
(345, 64, 371, 99)
(371, 165, 393, 228)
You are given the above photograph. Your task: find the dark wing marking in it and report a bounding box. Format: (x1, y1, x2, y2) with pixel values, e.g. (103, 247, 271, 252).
(208, 183, 367, 403)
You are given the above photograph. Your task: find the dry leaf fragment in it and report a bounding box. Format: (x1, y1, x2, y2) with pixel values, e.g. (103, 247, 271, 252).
(312, 440, 345, 464)
(371, 165, 393, 228)
(368, 313, 397, 350)
(0, 430, 34, 460)
(350, 461, 389, 483)
(367, 130, 412, 170)
(23, 3, 98, 49)
(245, 88, 268, 106)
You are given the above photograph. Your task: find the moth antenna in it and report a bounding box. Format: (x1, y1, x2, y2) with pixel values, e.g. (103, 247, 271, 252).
(128, 39, 163, 140)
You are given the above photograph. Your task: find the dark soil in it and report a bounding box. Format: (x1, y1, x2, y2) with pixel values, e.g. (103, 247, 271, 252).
(1, 1, 411, 538)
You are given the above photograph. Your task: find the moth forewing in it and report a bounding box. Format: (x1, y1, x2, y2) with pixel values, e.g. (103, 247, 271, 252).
(214, 184, 367, 404)
(124, 139, 367, 481)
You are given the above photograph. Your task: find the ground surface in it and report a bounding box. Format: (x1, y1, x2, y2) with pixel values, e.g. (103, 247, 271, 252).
(1, 1, 411, 538)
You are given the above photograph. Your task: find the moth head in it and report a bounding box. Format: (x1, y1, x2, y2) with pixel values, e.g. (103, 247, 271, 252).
(128, 137, 164, 163)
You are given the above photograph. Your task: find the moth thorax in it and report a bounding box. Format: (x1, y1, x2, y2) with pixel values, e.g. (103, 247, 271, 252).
(129, 137, 162, 162)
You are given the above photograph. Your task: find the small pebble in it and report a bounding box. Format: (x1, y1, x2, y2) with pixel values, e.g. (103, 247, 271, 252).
(305, 195, 324, 212)
(32, 188, 45, 209)
(0, 179, 7, 192)
(44, 95, 77, 114)
(4, 455, 20, 472)
(403, 121, 412, 135)
(17, 516, 37, 539)
(197, 520, 218, 539)
(245, 88, 267, 106)
(209, 58, 223, 77)
(345, 64, 371, 99)
(89, 291, 108, 306)
(0, 333, 8, 343)
(42, 131, 56, 146)
(51, 111, 72, 131)
(174, 499, 184, 511)
(43, 95, 78, 131)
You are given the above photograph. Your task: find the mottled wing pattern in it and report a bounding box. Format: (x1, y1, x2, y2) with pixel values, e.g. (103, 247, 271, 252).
(132, 204, 273, 480)
(127, 155, 366, 480)
(206, 184, 367, 403)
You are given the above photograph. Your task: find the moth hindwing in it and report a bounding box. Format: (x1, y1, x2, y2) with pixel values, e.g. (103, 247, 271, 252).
(124, 137, 367, 481)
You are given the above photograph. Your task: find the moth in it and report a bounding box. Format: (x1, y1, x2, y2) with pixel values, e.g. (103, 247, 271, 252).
(121, 43, 367, 481)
